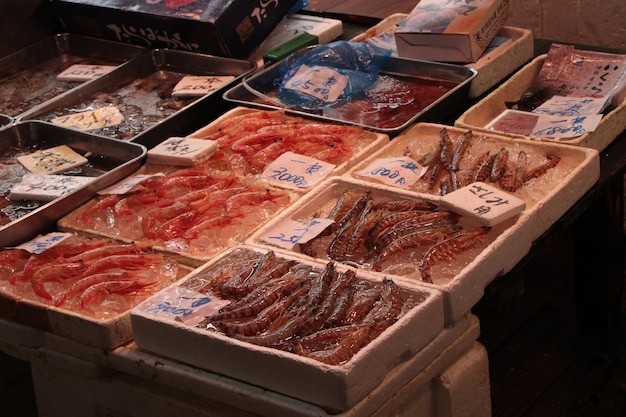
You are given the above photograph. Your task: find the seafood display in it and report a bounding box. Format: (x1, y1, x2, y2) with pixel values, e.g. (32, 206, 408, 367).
(37, 70, 198, 140)
(183, 248, 425, 365)
(192, 109, 383, 176)
(406, 127, 561, 196)
(0, 237, 179, 317)
(60, 166, 297, 259)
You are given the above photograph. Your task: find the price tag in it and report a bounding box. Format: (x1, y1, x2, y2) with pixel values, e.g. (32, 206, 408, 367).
(147, 137, 218, 166)
(261, 151, 335, 189)
(259, 218, 335, 250)
(531, 113, 603, 139)
(9, 174, 94, 201)
(283, 64, 348, 102)
(172, 75, 235, 97)
(17, 232, 73, 254)
(17, 145, 88, 175)
(439, 182, 526, 227)
(533, 95, 609, 117)
(97, 173, 165, 195)
(355, 157, 427, 189)
(57, 64, 117, 82)
(140, 285, 228, 325)
(51, 107, 125, 131)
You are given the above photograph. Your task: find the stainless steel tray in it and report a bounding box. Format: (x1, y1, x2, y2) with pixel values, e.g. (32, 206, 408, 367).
(0, 121, 146, 247)
(19, 49, 256, 147)
(223, 56, 476, 134)
(0, 33, 147, 118)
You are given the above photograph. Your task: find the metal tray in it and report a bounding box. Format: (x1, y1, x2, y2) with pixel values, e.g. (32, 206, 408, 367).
(0, 121, 146, 247)
(0, 115, 11, 130)
(19, 49, 256, 147)
(0, 33, 147, 118)
(223, 56, 476, 134)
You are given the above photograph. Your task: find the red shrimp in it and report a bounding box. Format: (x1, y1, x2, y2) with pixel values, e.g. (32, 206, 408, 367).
(54, 271, 137, 306)
(30, 262, 87, 300)
(79, 278, 158, 308)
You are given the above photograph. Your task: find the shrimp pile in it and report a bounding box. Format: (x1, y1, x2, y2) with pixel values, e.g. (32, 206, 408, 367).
(185, 249, 423, 365)
(196, 110, 377, 175)
(294, 189, 490, 283)
(72, 167, 295, 256)
(410, 128, 561, 196)
(0, 239, 178, 316)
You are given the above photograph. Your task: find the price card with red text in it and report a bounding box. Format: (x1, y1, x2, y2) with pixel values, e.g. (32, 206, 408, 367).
(439, 182, 526, 227)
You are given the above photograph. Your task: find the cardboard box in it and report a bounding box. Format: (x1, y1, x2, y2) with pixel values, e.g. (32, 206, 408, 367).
(51, 0, 299, 59)
(395, 0, 511, 63)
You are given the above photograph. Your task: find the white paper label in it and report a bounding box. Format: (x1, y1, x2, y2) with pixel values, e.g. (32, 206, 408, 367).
(261, 151, 335, 189)
(172, 75, 235, 97)
(17, 232, 73, 254)
(147, 137, 218, 166)
(531, 113, 603, 138)
(57, 64, 117, 82)
(51, 107, 125, 131)
(355, 157, 427, 189)
(9, 174, 94, 201)
(532, 95, 609, 117)
(259, 218, 335, 250)
(17, 145, 88, 175)
(97, 173, 165, 195)
(141, 286, 227, 325)
(284, 64, 348, 102)
(439, 182, 526, 227)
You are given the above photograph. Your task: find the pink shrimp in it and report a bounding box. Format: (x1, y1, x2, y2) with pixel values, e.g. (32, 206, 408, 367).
(81, 253, 164, 276)
(78, 278, 158, 308)
(54, 271, 137, 306)
(82, 195, 122, 222)
(30, 262, 88, 300)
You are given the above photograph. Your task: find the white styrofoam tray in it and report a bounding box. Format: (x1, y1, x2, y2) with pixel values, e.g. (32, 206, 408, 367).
(247, 176, 532, 325)
(351, 14, 534, 98)
(187, 106, 390, 186)
(455, 55, 626, 151)
(346, 122, 600, 244)
(131, 245, 445, 412)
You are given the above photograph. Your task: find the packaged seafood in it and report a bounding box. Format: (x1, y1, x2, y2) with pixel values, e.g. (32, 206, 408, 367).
(346, 123, 599, 243)
(57, 163, 300, 266)
(131, 245, 445, 412)
(0, 121, 145, 248)
(351, 14, 534, 98)
(0, 33, 146, 118)
(187, 107, 390, 183)
(248, 176, 537, 324)
(455, 54, 626, 151)
(223, 55, 476, 135)
(0, 233, 191, 349)
(19, 49, 256, 144)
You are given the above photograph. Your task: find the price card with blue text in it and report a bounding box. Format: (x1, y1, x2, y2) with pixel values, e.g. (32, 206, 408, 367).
(259, 218, 335, 250)
(9, 174, 94, 201)
(261, 151, 335, 189)
(355, 156, 427, 189)
(284, 65, 348, 102)
(17, 232, 73, 254)
(139, 285, 228, 326)
(439, 182, 526, 227)
(97, 173, 165, 195)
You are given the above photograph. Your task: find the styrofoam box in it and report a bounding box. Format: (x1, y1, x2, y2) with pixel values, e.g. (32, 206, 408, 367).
(346, 123, 599, 246)
(131, 245, 445, 412)
(351, 13, 534, 98)
(36, 315, 482, 417)
(455, 55, 626, 151)
(187, 106, 391, 186)
(247, 176, 533, 325)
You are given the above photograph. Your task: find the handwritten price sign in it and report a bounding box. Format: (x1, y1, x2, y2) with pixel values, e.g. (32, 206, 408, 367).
(284, 64, 348, 102)
(262, 151, 335, 189)
(172, 75, 235, 97)
(57, 64, 117, 82)
(51, 107, 125, 131)
(355, 157, 426, 189)
(259, 218, 335, 250)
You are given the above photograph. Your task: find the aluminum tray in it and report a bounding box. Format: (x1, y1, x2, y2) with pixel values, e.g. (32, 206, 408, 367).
(0, 121, 146, 247)
(131, 245, 445, 412)
(0, 33, 147, 118)
(19, 49, 256, 146)
(223, 56, 476, 135)
(351, 15, 534, 98)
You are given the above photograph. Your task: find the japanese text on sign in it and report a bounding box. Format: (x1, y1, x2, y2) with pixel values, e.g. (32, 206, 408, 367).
(172, 75, 236, 97)
(142, 286, 226, 325)
(57, 64, 117, 82)
(17, 232, 72, 254)
(51, 107, 125, 131)
(260, 218, 335, 250)
(262, 151, 335, 189)
(98, 173, 165, 195)
(355, 157, 426, 189)
(284, 65, 349, 102)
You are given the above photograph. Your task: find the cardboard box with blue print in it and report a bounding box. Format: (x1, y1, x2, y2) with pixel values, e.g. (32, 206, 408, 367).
(51, 0, 299, 59)
(394, 0, 511, 63)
